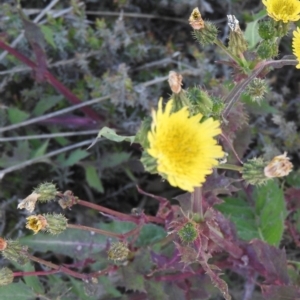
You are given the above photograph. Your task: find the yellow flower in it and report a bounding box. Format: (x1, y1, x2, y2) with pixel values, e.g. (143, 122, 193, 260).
(26, 215, 47, 234)
(293, 27, 300, 68)
(262, 0, 300, 23)
(147, 99, 224, 192)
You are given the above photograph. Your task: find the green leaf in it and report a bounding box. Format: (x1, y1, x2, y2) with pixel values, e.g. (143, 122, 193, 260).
(30, 140, 49, 159)
(32, 95, 63, 116)
(254, 180, 286, 246)
(22, 263, 44, 294)
(216, 181, 286, 246)
(215, 196, 260, 241)
(0, 282, 36, 300)
(7, 107, 30, 124)
(40, 25, 56, 48)
(136, 223, 166, 247)
(101, 152, 131, 170)
(62, 149, 90, 167)
(244, 10, 266, 49)
(85, 165, 104, 193)
(88, 127, 135, 149)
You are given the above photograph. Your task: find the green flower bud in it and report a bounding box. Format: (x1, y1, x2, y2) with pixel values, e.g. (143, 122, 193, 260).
(178, 222, 198, 243)
(186, 87, 213, 117)
(1, 239, 29, 265)
(258, 20, 277, 40)
(192, 21, 218, 46)
(257, 40, 278, 59)
(34, 182, 58, 202)
(0, 268, 14, 286)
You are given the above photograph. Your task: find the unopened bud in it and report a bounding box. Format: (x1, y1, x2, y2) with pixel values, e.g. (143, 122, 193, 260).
(264, 152, 293, 178)
(0, 268, 14, 286)
(257, 40, 278, 59)
(258, 20, 276, 40)
(33, 182, 58, 202)
(187, 87, 213, 116)
(168, 71, 183, 94)
(0, 239, 29, 265)
(178, 222, 198, 243)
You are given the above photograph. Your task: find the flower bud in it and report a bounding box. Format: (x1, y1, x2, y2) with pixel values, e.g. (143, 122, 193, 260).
(0, 268, 14, 286)
(227, 15, 248, 56)
(186, 86, 213, 117)
(258, 20, 277, 40)
(107, 242, 130, 262)
(33, 182, 58, 202)
(246, 78, 268, 104)
(189, 8, 218, 46)
(140, 151, 158, 174)
(1, 239, 29, 265)
(58, 190, 78, 209)
(257, 40, 278, 59)
(178, 222, 198, 243)
(264, 152, 293, 178)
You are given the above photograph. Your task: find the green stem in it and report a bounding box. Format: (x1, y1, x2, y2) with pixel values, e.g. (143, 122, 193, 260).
(222, 58, 297, 117)
(215, 164, 243, 172)
(214, 39, 241, 64)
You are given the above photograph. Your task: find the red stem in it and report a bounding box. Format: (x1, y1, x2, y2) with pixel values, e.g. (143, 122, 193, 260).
(0, 40, 100, 122)
(77, 199, 165, 225)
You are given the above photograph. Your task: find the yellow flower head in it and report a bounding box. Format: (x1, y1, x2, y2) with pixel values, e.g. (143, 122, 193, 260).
(26, 215, 47, 234)
(293, 27, 300, 68)
(262, 0, 300, 23)
(147, 99, 224, 192)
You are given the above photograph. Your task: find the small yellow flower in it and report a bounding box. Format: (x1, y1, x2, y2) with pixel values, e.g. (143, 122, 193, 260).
(264, 152, 293, 178)
(262, 0, 300, 23)
(292, 27, 300, 69)
(26, 215, 47, 234)
(147, 99, 224, 192)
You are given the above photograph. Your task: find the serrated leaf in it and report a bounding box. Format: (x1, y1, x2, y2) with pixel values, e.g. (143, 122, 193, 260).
(85, 165, 104, 193)
(145, 280, 168, 300)
(136, 223, 166, 247)
(216, 181, 286, 246)
(88, 127, 135, 149)
(30, 140, 49, 159)
(7, 107, 30, 124)
(0, 282, 36, 300)
(33, 95, 63, 116)
(62, 149, 90, 167)
(254, 180, 286, 246)
(40, 25, 56, 49)
(121, 265, 146, 292)
(247, 239, 289, 284)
